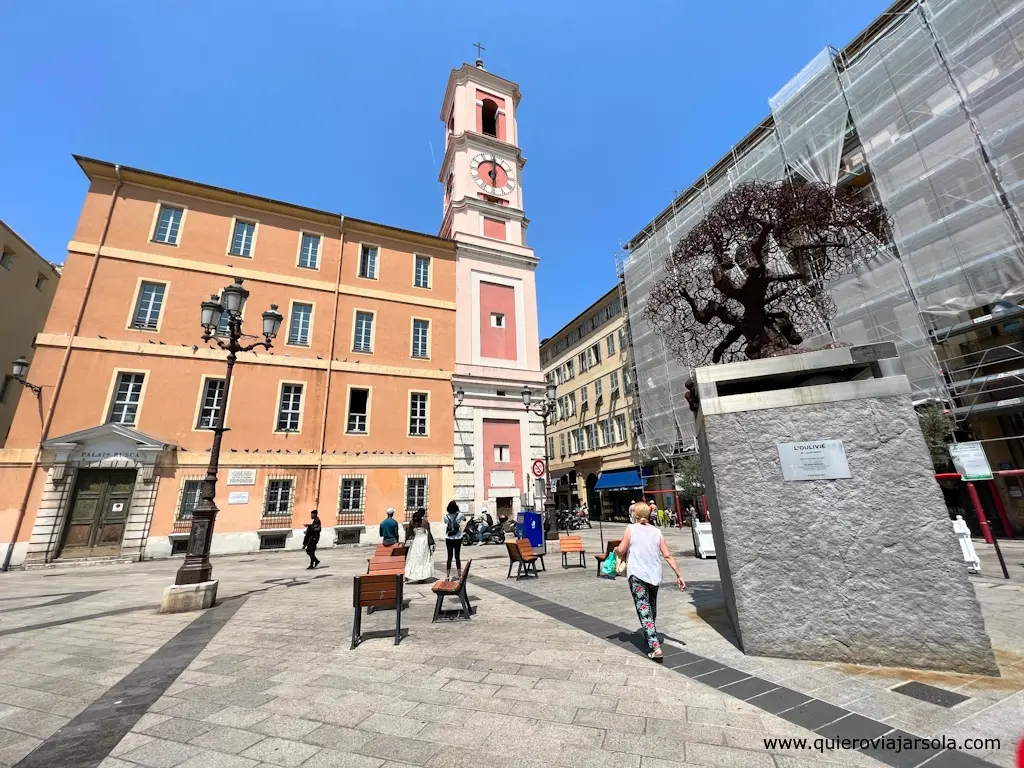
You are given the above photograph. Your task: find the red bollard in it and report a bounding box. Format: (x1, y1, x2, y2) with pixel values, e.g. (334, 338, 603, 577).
(966, 482, 995, 545)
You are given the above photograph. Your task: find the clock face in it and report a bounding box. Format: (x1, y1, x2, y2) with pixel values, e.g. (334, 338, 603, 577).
(470, 153, 517, 196)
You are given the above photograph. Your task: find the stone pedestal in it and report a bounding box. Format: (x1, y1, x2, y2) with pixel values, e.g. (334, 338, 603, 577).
(159, 580, 219, 614)
(695, 343, 997, 676)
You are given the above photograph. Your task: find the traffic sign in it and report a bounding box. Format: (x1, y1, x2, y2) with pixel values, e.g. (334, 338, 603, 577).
(531, 459, 546, 478)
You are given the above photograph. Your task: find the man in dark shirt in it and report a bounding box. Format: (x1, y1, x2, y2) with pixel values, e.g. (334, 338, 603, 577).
(379, 508, 400, 547)
(302, 510, 321, 569)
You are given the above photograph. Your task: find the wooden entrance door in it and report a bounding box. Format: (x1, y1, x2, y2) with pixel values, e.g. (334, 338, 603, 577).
(59, 469, 137, 559)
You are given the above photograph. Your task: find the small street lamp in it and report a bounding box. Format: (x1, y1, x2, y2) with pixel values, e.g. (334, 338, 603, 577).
(453, 386, 465, 410)
(11, 356, 42, 396)
(175, 278, 282, 587)
(521, 383, 558, 539)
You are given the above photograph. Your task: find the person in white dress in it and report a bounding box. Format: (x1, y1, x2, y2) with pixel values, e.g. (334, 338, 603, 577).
(404, 508, 435, 583)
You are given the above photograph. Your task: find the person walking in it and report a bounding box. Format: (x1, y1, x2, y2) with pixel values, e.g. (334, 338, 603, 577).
(615, 501, 685, 662)
(302, 510, 322, 570)
(380, 508, 401, 547)
(443, 500, 465, 578)
(404, 507, 435, 583)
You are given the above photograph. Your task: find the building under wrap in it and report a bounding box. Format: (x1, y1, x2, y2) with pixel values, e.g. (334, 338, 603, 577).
(619, 0, 1024, 511)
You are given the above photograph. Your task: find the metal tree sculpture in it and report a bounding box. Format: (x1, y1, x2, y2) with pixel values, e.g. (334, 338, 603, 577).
(646, 180, 890, 365)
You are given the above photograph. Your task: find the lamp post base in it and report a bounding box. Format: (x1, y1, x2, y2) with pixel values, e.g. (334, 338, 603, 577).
(159, 580, 218, 614)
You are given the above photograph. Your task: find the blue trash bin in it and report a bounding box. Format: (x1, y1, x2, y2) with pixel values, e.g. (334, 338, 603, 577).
(520, 511, 543, 549)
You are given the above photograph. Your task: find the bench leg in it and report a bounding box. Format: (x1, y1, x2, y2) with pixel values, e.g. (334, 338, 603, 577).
(538, 557, 546, 572)
(432, 593, 444, 622)
(394, 580, 404, 645)
(458, 587, 471, 620)
(580, 552, 586, 568)
(507, 561, 514, 579)
(562, 552, 567, 569)
(351, 606, 362, 650)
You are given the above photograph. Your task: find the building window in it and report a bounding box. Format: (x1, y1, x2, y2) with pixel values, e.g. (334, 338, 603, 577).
(548, 437, 554, 459)
(412, 319, 430, 359)
(606, 333, 616, 356)
(108, 373, 145, 425)
(338, 477, 366, 525)
(299, 233, 320, 269)
(229, 220, 256, 257)
(623, 367, 633, 392)
(616, 414, 627, 443)
(353, 311, 374, 353)
(409, 392, 428, 436)
(574, 428, 584, 453)
(568, 392, 576, 417)
(580, 385, 588, 410)
(35, 274, 47, 291)
(565, 360, 574, 379)
(494, 444, 510, 463)
(414, 255, 431, 288)
(153, 205, 184, 245)
(559, 434, 566, 457)
(131, 281, 166, 330)
(358, 245, 378, 279)
(555, 367, 564, 385)
(619, 326, 628, 349)
(481, 99, 499, 137)
(405, 476, 428, 512)
(610, 371, 620, 398)
(288, 303, 313, 346)
(276, 384, 303, 432)
(0, 249, 13, 270)
(196, 378, 225, 429)
(264, 478, 293, 517)
(602, 419, 614, 446)
(491, 312, 505, 328)
(594, 378, 604, 403)
(346, 388, 369, 434)
(591, 343, 602, 365)
(586, 424, 597, 450)
(178, 480, 202, 520)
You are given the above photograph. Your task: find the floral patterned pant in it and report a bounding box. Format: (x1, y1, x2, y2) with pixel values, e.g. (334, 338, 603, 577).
(628, 576, 660, 651)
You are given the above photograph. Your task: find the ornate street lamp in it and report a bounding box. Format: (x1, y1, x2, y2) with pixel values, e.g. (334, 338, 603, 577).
(11, 356, 42, 396)
(453, 386, 465, 410)
(175, 278, 282, 586)
(522, 384, 559, 539)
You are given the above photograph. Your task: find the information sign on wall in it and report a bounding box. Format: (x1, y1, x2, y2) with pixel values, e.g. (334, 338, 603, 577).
(777, 440, 852, 481)
(228, 492, 249, 505)
(226, 469, 257, 486)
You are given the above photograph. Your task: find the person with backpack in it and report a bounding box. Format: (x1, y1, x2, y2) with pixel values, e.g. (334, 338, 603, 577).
(443, 500, 465, 578)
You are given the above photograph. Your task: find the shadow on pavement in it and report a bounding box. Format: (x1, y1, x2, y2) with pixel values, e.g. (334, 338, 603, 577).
(686, 580, 741, 650)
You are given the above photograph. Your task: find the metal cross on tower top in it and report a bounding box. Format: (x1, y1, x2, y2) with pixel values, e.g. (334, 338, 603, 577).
(473, 41, 485, 64)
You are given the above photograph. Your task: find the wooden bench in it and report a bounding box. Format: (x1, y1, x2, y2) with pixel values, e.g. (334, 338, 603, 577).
(431, 561, 472, 621)
(351, 573, 403, 649)
(374, 544, 407, 557)
(595, 540, 621, 579)
(505, 542, 539, 580)
(559, 536, 586, 569)
(517, 539, 546, 572)
(367, 557, 405, 576)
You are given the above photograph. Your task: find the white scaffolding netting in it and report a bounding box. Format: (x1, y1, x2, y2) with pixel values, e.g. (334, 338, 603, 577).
(621, 0, 1024, 460)
(770, 48, 851, 187)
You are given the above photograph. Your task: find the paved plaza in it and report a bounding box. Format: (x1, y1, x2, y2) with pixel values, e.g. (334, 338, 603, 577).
(0, 527, 1021, 768)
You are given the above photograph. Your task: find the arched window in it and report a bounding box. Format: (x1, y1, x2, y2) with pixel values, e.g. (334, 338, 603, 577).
(481, 99, 498, 137)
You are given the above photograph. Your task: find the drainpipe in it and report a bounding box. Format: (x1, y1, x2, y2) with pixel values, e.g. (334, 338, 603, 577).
(313, 215, 345, 512)
(2, 166, 122, 571)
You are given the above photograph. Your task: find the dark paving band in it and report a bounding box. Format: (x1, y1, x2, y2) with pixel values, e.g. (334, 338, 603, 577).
(474, 576, 998, 768)
(15, 595, 248, 768)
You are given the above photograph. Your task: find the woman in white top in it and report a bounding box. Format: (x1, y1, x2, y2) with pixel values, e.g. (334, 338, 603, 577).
(615, 501, 685, 661)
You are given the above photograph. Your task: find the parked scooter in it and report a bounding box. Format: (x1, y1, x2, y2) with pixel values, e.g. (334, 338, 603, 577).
(462, 518, 506, 545)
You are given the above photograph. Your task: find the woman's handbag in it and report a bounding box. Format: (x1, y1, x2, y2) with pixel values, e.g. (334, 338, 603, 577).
(615, 555, 628, 576)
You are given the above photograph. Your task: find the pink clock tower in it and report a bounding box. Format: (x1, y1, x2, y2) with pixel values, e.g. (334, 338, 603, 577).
(439, 58, 546, 520)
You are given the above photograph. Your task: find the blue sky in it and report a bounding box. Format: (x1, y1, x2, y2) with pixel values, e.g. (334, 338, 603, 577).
(1, 0, 892, 338)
